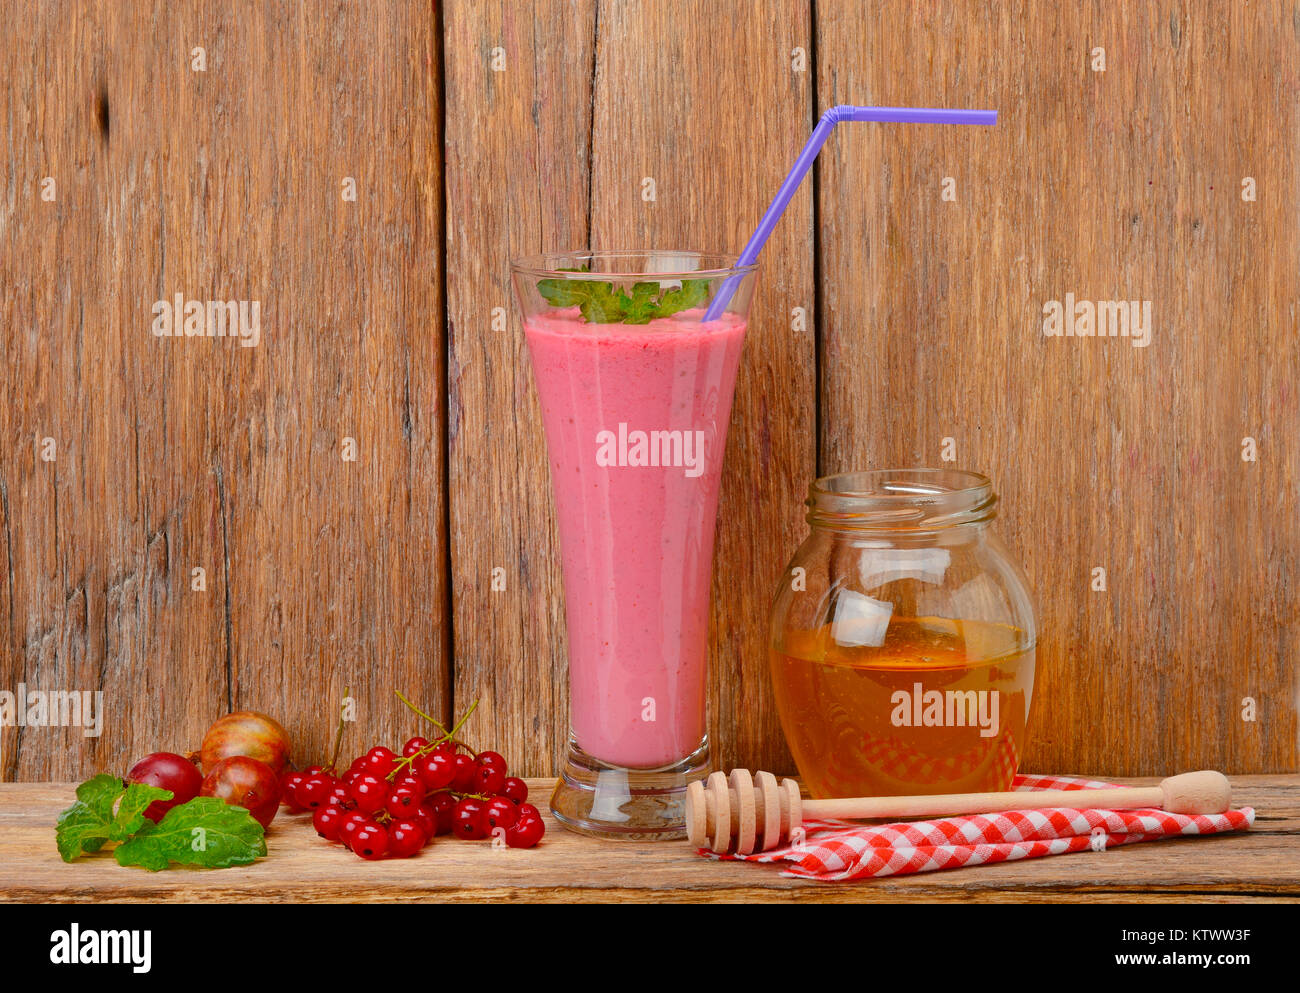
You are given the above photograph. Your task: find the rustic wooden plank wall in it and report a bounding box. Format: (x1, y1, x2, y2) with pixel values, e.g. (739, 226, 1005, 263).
(1, 1, 1295, 780)
(817, 0, 1298, 775)
(0, 0, 447, 779)
(443, 0, 597, 787)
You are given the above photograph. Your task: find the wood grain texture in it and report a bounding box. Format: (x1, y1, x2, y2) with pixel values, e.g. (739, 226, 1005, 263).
(0, 1, 448, 779)
(443, 0, 597, 776)
(1, 1, 1296, 783)
(1, 777, 1296, 902)
(815, 0, 1299, 776)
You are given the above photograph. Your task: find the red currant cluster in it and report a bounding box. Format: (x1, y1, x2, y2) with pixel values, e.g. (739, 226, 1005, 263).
(281, 736, 545, 860)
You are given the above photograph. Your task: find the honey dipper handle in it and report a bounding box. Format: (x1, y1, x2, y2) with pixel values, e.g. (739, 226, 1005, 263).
(803, 785, 1169, 821)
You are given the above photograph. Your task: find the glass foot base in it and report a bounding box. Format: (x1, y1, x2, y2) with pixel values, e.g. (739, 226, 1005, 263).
(549, 737, 710, 841)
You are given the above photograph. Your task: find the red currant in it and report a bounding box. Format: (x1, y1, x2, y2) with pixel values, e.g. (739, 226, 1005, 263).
(338, 811, 372, 846)
(506, 815, 545, 848)
(402, 736, 430, 757)
(484, 797, 518, 831)
(475, 751, 508, 774)
(450, 753, 478, 792)
(501, 777, 528, 804)
(350, 822, 389, 860)
(303, 765, 325, 777)
(280, 771, 308, 811)
(452, 797, 488, 840)
(385, 786, 423, 818)
(363, 746, 398, 778)
(414, 802, 436, 838)
(388, 818, 427, 858)
(313, 804, 345, 841)
(427, 791, 457, 835)
(326, 782, 351, 807)
(349, 773, 391, 815)
(474, 764, 507, 796)
(516, 802, 541, 822)
(415, 751, 455, 790)
(298, 773, 337, 810)
(392, 772, 424, 793)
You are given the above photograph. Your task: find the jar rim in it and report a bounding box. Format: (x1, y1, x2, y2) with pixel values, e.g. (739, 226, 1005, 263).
(808, 468, 997, 531)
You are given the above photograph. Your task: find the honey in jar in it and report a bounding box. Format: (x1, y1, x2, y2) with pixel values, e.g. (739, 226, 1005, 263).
(768, 470, 1037, 799)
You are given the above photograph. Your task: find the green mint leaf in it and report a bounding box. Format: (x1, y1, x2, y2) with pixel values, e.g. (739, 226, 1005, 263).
(536, 278, 592, 308)
(577, 282, 628, 323)
(654, 278, 712, 318)
(110, 783, 172, 842)
(55, 774, 125, 862)
(535, 266, 594, 307)
(114, 797, 267, 872)
(535, 272, 714, 324)
(622, 282, 661, 324)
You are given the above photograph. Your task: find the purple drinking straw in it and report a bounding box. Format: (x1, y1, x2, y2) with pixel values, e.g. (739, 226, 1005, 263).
(703, 105, 998, 320)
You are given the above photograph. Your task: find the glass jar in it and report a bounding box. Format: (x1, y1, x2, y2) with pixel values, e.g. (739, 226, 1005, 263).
(769, 469, 1037, 799)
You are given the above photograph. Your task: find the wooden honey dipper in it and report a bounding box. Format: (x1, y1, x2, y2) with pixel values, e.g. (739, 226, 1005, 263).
(686, 769, 1232, 855)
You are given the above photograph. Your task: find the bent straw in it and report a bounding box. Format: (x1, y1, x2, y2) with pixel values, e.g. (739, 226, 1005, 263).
(704, 105, 998, 320)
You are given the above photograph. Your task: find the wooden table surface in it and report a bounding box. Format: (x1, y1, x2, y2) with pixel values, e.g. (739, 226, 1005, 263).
(3, 777, 1298, 903)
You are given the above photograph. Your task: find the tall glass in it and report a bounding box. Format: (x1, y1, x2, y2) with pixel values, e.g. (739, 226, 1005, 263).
(511, 251, 757, 839)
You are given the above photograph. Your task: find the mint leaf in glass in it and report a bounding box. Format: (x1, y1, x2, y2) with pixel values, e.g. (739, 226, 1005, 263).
(621, 282, 662, 324)
(535, 273, 717, 325)
(536, 278, 592, 308)
(536, 265, 594, 307)
(577, 282, 626, 323)
(654, 278, 712, 318)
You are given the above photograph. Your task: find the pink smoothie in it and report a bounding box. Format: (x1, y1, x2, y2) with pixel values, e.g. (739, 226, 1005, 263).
(524, 307, 747, 769)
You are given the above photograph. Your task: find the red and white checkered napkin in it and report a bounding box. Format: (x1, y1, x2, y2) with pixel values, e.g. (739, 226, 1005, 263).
(700, 773, 1255, 883)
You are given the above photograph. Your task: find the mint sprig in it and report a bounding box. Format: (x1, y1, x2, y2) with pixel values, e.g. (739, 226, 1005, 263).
(55, 774, 266, 870)
(115, 797, 266, 871)
(55, 775, 171, 862)
(109, 781, 173, 842)
(653, 279, 711, 318)
(536, 269, 714, 324)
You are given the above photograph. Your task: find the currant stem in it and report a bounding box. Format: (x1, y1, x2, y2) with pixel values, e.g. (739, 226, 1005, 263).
(327, 686, 351, 773)
(395, 691, 450, 735)
(443, 700, 479, 752)
(386, 696, 480, 781)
